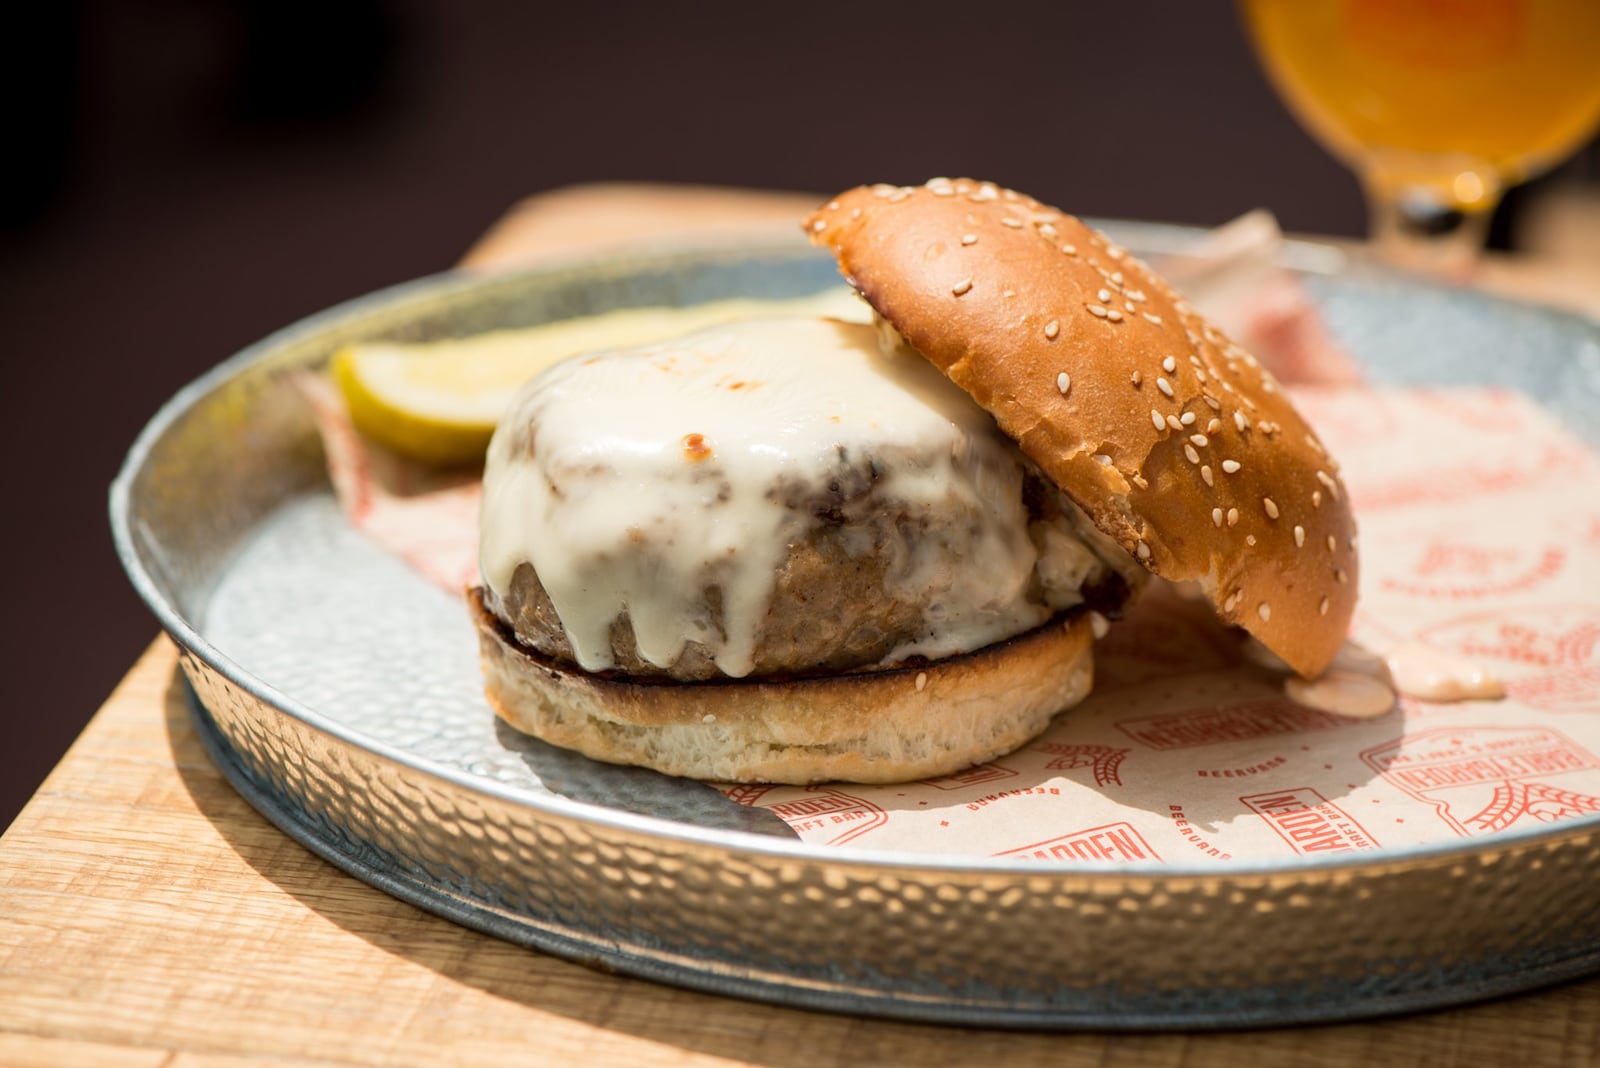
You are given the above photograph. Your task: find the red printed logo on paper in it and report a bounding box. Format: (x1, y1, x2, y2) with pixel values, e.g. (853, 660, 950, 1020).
(1379, 540, 1565, 600)
(719, 784, 776, 806)
(746, 788, 888, 845)
(1418, 606, 1600, 712)
(1241, 787, 1380, 855)
(1116, 698, 1360, 750)
(1347, 440, 1590, 513)
(1362, 727, 1600, 837)
(1035, 743, 1129, 786)
(920, 763, 1018, 791)
(996, 822, 1161, 863)
(1581, 515, 1600, 547)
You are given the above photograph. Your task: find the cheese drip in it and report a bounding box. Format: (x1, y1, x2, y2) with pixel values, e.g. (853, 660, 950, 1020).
(480, 317, 1106, 678)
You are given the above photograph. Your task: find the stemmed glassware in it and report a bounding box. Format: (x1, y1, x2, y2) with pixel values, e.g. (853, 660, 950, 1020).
(1239, 0, 1600, 272)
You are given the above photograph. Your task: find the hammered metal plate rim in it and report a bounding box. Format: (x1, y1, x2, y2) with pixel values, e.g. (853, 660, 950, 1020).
(185, 678, 1600, 1030)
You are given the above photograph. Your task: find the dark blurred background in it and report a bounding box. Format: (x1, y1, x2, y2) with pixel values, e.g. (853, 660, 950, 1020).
(2, 0, 1595, 830)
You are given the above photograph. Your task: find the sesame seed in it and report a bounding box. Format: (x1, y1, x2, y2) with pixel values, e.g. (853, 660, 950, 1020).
(827, 200, 840, 210)
(1234, 411, 1250, 432)
(1312, 490, 1323, 508)
(1094, 453, 1112, 465)
(1156, 377, 1175, 398)
(1001, 216, 1022, 228)
(1319, 596, 1330, 616)
(1097, 288, 1112, 303)
(850, 207, 862, 219)
(915, 672, 928, 692)
(1136, 540, 1152, 560)
(1162, 356, 1177, 373)
(1039, 222, 1058, 239)
(1038, 320, 1059, 342)
(1088, 304, 1109, 318)
(1294, 525, 1305, 547)
(1190, 433, 1209, 447)
(961, 233, 978, 246)
(1327, 535, 1337, 552)
(1111, 270, 1124, 283)
(1107, 309, 1125, 322)
(810, 219, 827, 233)
(1258, 602, 1272, 622)
(1263, 497, 1280, 519)
(1167, 415, 1183, 431)
(1180, 411, 1196, 426)
(1212, 507, 1224, 527)
(1151, 409, 1166, 432)
(1056, 372, 1071, 395)
(1350, 535, 1360, 551)
(1184, 444, 1201, 464)
(952, 278, 973, 296)
(1316, 471, 1340, 499)
(1335, 567, 1349, 584)
(1221, 459, 1240, 474)
(1246, 534, 1258, 546)
(1227, 507, 1239, 526)
(702, 713, 717, 723)
(1125, 301, 1136, 312)
(1202, 464, 1214, 486)
(1131, 370, 1143, 386)
(1144, 313, 1163, 325)
(1204, 394, 1222, 411)
(1062, 244, 1077, 255)
(1207, 418, 1221, 434)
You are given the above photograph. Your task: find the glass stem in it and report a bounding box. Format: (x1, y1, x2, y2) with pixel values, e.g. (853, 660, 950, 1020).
(1361, 168, 1500, 278)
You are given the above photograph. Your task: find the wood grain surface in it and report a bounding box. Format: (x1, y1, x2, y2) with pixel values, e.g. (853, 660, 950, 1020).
(4, 184, 1599, 1067)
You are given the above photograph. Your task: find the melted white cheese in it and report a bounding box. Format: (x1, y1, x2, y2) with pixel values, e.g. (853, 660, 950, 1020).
(479, 316, 1078, 678)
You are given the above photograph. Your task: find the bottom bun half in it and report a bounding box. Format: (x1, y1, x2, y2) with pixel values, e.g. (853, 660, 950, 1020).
(470, 589, 1095, 784)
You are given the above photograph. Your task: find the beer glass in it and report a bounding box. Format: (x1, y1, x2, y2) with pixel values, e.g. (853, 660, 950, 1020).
(1239, 0, 1600, 270)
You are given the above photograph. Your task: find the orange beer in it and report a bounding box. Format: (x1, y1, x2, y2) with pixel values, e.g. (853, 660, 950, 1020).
(1240, 0, 1600, 211)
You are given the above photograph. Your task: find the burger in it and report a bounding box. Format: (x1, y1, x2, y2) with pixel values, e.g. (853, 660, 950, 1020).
(468, 178, 1359, 783)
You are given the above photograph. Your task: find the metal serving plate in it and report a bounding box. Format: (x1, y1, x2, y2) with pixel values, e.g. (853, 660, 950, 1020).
(112, 228, 1600, 1029)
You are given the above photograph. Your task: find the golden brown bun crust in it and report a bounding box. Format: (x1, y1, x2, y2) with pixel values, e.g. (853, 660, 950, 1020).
(805, 179, 1357, 677)
(470, 588, 1094, 785)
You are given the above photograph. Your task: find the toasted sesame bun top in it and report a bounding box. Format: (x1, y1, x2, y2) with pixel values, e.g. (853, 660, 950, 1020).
(805, 178, 1357, 677)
